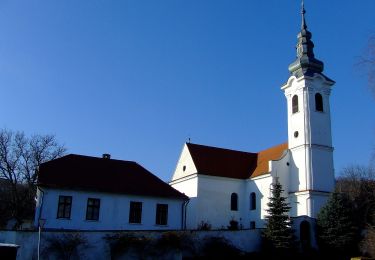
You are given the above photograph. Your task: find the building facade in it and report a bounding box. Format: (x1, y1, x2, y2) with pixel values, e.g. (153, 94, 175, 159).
(34, 154, 188, 231)
(170, 4, 335, 247)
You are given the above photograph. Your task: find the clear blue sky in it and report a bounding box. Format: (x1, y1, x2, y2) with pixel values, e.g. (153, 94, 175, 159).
(1, 1, 374, 181)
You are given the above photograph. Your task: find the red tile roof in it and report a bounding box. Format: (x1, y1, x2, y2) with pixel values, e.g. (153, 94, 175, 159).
(38, 154, 188, 200)
(186, 142, 288, 179)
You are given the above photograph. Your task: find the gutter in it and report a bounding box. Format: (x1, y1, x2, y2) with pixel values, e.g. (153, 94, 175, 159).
(181, 199, 190, 230)
(37, 187, 45, 228)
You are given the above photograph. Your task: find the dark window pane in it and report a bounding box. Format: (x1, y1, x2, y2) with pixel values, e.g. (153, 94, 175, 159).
(129, 201, 142, 224)
(86, 198, 100, 221)
(156, 204, 168, 225)
(57, 195, 72, 219)
(292, 95, 299, 113)
(315, 93, 323, 112)
(250, 192, 256, 210)
(231, 193, 238, 211)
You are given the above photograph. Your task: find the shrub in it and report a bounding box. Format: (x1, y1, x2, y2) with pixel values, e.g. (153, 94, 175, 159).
(228, 219, 239, 230)
(44, 233, 88, 260)
(197, 220, 212, 230)
(105, 233, 153, 259)
(201, 236, 242, 257)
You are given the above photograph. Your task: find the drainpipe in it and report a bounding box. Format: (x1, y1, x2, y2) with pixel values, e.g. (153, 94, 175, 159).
(36, 187, 45, 260)
(37, 187, 45, 227)
(181, 199, 190, 230)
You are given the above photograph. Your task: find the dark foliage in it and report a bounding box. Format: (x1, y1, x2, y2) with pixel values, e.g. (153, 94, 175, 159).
(228, 219, 239, 230)
(197, 220, 211, 231)
(361, 225, 375, 258)
(154, 231, 195, 256)
(317, 192, 358, 255)
(105, 233, 153, 259)
(262, 179, 295, 252)
(44, 233, 88, 260)
(336, 166, 375, 229)
(200, 236, 242, 258)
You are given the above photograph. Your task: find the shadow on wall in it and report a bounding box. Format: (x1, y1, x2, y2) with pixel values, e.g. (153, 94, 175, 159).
(288, 154, 300, 217)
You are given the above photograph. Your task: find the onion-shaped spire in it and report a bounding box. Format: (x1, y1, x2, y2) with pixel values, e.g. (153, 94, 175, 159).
(288, 1, 324, 78)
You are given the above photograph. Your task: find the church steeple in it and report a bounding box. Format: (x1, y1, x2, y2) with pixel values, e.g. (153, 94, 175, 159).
(288, 1, 324, 78)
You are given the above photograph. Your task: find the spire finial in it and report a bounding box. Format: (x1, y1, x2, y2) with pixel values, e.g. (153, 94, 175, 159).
(301, 0, 307, 30)
(288, 0, 326, 78)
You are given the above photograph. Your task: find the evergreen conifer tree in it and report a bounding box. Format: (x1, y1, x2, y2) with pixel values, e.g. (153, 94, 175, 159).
(263, 178, 294, 251)
(317, 192, 358, 254)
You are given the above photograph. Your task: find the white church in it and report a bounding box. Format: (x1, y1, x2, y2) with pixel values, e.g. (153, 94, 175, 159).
(33, 3, 335, 251)
(170, 3, 335, 243)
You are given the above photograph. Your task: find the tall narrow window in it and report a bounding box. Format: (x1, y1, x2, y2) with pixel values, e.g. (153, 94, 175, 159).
(315, 93, 323, 112)
(231, 193, 238, 211)
(57, 195, 72, 219)
(86, 198, 100, 221)
(129, 201, 142, 224)
(292, 95, 299, 113)
(250, 192, 256, 210)
(155, 204, 168, 225)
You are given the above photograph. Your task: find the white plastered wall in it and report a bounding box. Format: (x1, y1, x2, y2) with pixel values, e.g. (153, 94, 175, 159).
(34, 188, 185, 230)
(171, 143, 197, 181)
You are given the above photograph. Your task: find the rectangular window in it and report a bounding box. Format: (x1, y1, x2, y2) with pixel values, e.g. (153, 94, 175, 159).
(86, 198, 100, 221)
(57, 195, 72, 219)
(129, 201, 142, 224)
(155, 204, 168, 225)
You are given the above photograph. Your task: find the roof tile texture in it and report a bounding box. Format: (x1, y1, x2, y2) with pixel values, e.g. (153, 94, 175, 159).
(186, 142, 288, 179)
(38, 154, 188, 200)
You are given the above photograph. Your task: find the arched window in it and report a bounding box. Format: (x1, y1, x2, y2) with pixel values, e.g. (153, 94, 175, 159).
(315, 93, 323, 112)
(300, 220, 311, 251)
(292, 95, 299, 113)
(250, 192, 256, 210)
(231, 193, 238, 211)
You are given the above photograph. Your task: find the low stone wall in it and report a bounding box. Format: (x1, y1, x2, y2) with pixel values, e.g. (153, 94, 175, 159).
(0, 229, 262, 259)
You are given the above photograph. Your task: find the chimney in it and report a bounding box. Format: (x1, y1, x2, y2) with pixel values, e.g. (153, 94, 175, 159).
(102, 153, 111, 159)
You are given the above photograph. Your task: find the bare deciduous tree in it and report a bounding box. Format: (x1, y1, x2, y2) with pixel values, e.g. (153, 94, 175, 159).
(361, 225, 375, 258)
(359, 35, 375, 99)
(0, 128, 66, 228)
(336, 165, 375, 256)
(336, 165, 375, 226)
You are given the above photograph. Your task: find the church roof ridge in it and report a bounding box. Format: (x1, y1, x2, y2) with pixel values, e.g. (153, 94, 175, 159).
(185, 142, 288, 179)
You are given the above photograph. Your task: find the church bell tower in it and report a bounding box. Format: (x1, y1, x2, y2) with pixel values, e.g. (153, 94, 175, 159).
(281, 2, 335, 218)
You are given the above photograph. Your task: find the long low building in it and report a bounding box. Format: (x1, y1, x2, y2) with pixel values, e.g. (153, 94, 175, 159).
(34, 153, 188, 231)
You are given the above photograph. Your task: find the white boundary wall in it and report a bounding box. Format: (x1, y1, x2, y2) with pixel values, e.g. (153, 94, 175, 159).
(0, 229, 262, 259)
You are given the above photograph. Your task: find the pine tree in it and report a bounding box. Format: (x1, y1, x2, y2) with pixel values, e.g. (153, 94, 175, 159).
(262, 178, 294, 251)
(317, 192, 358, 254)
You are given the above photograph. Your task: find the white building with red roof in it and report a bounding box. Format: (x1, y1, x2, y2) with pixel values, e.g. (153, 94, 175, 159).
(34, 154, 188, 231)
(170, 3, 335, 247)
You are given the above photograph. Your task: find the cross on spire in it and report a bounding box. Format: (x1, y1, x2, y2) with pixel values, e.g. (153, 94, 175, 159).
(301, 0, 307, 30)
(288, 0, 325, 78)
